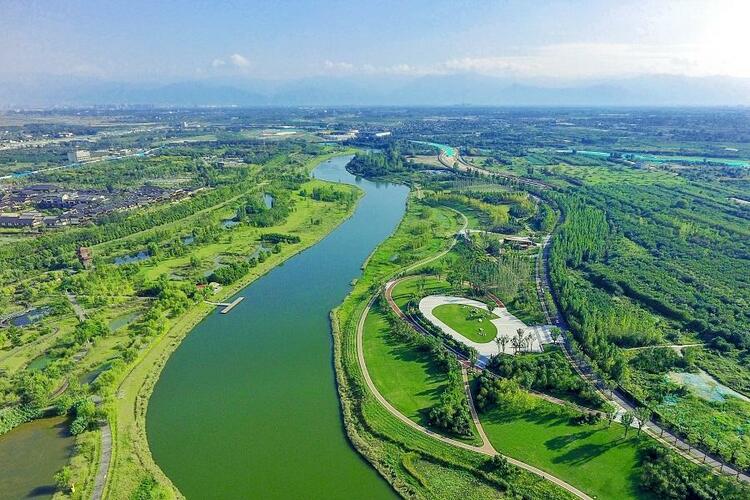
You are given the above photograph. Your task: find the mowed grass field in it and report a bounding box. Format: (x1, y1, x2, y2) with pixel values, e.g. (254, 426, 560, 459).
(362, 304, 481, 445)
(390, 275, 451, 310)
(433, 304, 498, 343)
(477, 389, 649, 499)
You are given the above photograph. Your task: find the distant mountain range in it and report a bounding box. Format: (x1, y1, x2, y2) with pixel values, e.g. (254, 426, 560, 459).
(2, 74, 750, 107)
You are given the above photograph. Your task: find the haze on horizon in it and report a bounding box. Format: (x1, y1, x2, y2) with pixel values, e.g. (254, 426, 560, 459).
(2, 0, 750, 84)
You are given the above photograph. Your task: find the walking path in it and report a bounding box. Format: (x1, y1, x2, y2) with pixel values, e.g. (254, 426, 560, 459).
(460, 365, 494, 453)
(354, 209, 592, 499)
(65, 292, 87, 322)
(92, 420, 112, 500)
(356, 293, 592, 499)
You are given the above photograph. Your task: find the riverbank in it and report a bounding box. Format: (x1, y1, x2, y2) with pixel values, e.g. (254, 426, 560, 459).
(330, 191, 578, 498)
(103, 151, 364, 499)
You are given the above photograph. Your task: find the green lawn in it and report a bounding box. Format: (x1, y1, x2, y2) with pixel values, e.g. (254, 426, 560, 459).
(363, 305, 481, 445)
(390, 275, 451, 310)
(433, 304, 498, 343)
(477, 391, 649, 499)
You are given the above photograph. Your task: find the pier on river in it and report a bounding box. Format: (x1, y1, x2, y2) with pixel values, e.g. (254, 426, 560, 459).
(204, 296, 245, 314)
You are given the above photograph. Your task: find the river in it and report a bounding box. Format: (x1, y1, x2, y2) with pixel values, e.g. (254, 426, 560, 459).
(146, 155, 406, 498)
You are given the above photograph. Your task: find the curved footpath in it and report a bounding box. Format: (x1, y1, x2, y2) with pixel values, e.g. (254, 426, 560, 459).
(355, 208, 592, 500)
(442, 143, 749, 482)
(357, 294, 591, 500)
(92, 422, 112, 500)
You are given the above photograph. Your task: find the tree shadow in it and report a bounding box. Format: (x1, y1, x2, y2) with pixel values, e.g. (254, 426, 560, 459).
(545, 429, 596, 451)
(26, 485, 57, 497)
(550, 438, 621, 466)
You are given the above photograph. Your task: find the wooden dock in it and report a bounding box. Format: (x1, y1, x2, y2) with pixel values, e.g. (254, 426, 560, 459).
(205, 296, 245, 314)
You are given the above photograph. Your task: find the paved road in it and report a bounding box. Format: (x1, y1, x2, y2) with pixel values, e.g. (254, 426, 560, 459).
(91, 421, 112, 500)
(536, 228, 750, 481)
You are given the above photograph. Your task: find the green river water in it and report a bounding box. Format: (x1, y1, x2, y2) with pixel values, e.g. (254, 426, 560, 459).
(146, 155, 405, 498)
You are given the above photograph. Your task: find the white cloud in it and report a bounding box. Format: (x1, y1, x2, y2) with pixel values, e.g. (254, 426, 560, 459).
(319, 41, 750, 80)
(229, 53, 250, 68)
(211, 58, 226, 68)
(323, 60, 355, 72)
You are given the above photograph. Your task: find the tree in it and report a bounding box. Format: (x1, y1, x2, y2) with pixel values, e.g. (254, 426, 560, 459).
(468, 347, 478, 367)
(726, 435, 743, 467)
(54, 466, 74, 493)
(495, 335, 509, 355)
(634, 407, 652, 437)
(486, 454, 515, 477)
(510, 336, 521, 354)
(604, 378, 617, 397)
(7, 326, 22, 347)
(550, 327, 561, 344)
(525, 333, 535, 352)
(603, 402, 618, 428)
(486, 301, 496, 315)
(621, 411, 634, 438)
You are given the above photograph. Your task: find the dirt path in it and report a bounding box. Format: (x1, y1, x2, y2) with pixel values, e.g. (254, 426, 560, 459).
(65, 292, 87, 322)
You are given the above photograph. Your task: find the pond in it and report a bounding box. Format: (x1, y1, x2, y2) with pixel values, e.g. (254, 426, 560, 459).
(11, 307, 52, 327)
(147, 155, 405, 498)
(27, 353, 53, 371)
(263, 193, 274, 209)
(669, 370, 750, 403)
(109, 311, 141, 332)
(0, 416, 74, 499)
(113, 251, 150, 266)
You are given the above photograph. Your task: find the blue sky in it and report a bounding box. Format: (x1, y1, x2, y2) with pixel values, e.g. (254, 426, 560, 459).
(2, 0, 749, 82)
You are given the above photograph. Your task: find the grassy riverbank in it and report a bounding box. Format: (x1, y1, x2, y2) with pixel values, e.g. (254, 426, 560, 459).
(331, 195, 577, 499)
(101, 152, 363, 499)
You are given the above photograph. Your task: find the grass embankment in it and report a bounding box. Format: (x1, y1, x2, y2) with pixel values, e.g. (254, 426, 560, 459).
(433, 304, 498, 343)
(477, 389, 648, 499)
(103, 152, 363, 499)
(332, 196, 575, 499)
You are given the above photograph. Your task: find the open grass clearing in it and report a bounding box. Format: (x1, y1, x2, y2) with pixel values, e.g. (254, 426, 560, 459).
(432, 303, 498, 344)
(363, 304, 481, 445)
(477, 387, 649, 499)
(403, 454, 504, 499)
(390, 275, 451, 310)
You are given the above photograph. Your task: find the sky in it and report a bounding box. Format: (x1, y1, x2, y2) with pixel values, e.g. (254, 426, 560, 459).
(2, 0, 750, 83)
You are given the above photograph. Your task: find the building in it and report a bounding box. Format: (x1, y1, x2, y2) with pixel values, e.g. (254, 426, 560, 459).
(67, 150, 91, 163)
(0, 212, 43, 228)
